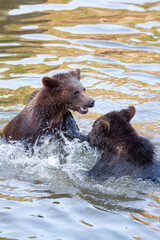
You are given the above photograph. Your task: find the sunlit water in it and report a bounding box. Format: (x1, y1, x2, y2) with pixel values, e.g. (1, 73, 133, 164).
(0, 0, 160, 239)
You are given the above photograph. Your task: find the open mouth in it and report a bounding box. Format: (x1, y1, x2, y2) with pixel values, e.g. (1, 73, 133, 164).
(78, 106, 88, 114)
(71, 106, 89, 114)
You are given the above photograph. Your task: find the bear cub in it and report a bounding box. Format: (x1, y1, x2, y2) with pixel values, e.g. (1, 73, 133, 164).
(87, 106, 160, 180)
(0, 69, 95, 144)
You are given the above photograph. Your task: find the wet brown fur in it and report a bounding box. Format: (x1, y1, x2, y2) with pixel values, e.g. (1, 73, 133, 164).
(0, 69, 94, 144)
(87, 106, 160, 180)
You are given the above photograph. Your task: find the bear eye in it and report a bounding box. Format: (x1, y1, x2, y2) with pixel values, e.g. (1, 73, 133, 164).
(73, 90, 80, 97)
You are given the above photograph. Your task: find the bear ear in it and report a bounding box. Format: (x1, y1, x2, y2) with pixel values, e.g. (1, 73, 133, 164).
(99, 120, 110, 133)
(71, 68, 80, 80)
(75, 68, 80, 80)
(121, 105, 136, 122)
(42, 76, 60, 88)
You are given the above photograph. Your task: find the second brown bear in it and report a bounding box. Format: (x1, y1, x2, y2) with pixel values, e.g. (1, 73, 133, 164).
(87, 106, 160, 180)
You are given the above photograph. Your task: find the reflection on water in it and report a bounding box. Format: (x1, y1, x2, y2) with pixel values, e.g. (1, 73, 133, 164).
(0, 0, 160, 239)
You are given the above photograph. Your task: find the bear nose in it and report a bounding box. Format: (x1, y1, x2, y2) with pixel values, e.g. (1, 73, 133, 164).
(89, 99, 95, 107)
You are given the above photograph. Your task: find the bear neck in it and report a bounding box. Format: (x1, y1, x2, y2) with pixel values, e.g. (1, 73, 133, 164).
(29, 88, 67, 120)
(126, 134, 155, 165)
(105, 131, 155, 166)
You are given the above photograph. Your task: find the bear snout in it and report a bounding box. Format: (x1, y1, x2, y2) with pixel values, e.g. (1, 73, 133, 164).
(88, 98, 95, 108)
(87, 134, 91, 142)
(87, 132, 94, 144)
(77, 97, 95, 114)
(85, 98, 95, 107)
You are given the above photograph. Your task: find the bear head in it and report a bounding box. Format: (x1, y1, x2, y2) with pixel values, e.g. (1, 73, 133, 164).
(87, 106, 136, 151)
(42, 69, 95, 114)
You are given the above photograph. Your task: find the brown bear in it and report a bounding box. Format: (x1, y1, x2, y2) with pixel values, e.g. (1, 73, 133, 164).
(0, 69, 95, 144)
(87, 106, 160, 180)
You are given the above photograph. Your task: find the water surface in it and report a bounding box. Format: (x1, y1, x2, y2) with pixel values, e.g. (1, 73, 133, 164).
(0, 0, 160, 239)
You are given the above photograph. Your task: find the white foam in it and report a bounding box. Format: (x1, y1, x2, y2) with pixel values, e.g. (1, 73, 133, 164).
(0, 135, 98, 182)
(0, 135, 157, 202)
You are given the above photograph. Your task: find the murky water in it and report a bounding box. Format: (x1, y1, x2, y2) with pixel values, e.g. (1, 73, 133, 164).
(0, 0, 160, 239)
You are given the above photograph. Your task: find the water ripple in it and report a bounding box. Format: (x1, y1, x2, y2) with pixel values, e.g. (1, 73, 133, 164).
(9, 0, 148, 16)
(0, 0, 160, 239)
(54, 24, 141, 35)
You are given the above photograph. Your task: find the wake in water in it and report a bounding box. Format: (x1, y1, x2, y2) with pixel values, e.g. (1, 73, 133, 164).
(0, 134, 160, 216)
(0, 134, 98, 182)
